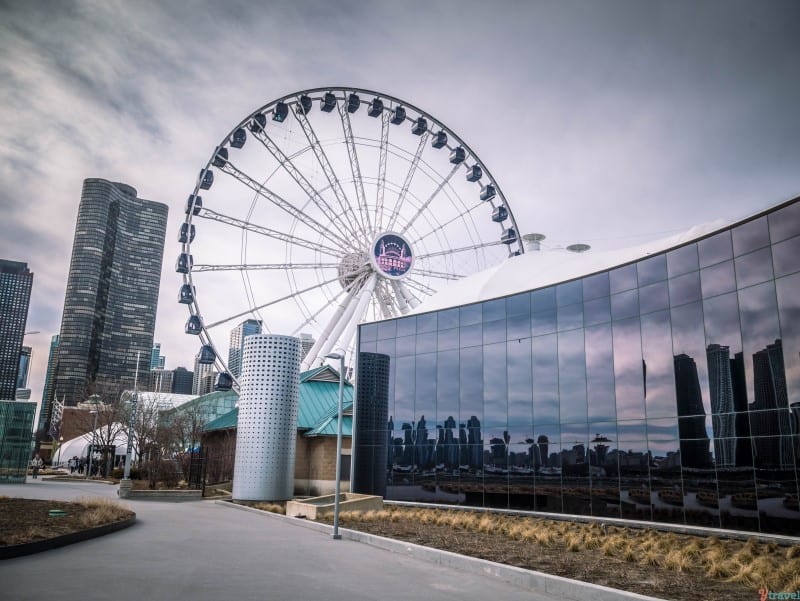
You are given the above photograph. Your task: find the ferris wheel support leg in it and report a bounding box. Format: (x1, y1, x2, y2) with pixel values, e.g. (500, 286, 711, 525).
(337, 279, 380, 359)
(317, 274, 378, 362)
(397, 281, 421, 309)
(301, 282, 360, 371)
(390, 281, 410, 315)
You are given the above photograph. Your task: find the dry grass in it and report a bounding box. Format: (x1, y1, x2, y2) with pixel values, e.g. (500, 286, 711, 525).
(332, 506, 799, 592)
(74, 498, 132, 528)
(252, 502, 285, 514)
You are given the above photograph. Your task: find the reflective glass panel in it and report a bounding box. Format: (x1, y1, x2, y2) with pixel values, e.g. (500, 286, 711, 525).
(700, 260, 736, 299)
(612, 318, 646, 420)
(734, 247, 774, 289)
(732, 216, 770, 256)
(638, 280, 669, 314)
(437, 327, 459, 351)
(396, 334, 416, 356)
(532, 287, 556, 312)
(507, 312, 531, 340)
(506, 292, 531, 317)
(459, 346, 483, 423)
(436, 350, 459, 425)
(460, 303, 482, 326)
(417, 312, 437, 334)
(738, 281, 781, 406)
(483, 298, 506, 322)
(610, 264, 637, 294)
(641, 310, 677, 418)
(669, 270, 702, 306)
(698, 231, 733, 268)
(583, 272, 610, 301)
(776, 273, 800, 409)
(397, 316, 416, 337)
(394, 355, 415, 424)
(558, 302, 583, 331)
(438, 308, 459, 330)
(532, 334, 559, 424)
(772, 235, 800, 278)
(460, 323, 482, 348)
(377, 319, 397, 340)
(377, 337, 395, 357)
(484, 342, 508, 428)
(415, 352, 436, 430)
(361, 323, 377, 342)
(483, 318, 506, 345)
(611, 289, 639, 321)
(507, 338, 533, 425)
(667, 244, 699, 278)
(532, 309, 557, 336)
(558, 329, 587, 424)
(557, 280, 583, 306)
(768, 200, 800, 243)
(671, 301, 712, 417)
(637, 254, 667, 286)
(584, 296, 611, 326)
(416, 331, 436, 354)
(585, 323, 616, 421)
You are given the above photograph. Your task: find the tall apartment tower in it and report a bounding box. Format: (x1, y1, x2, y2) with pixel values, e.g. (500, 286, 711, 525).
(171, 366, 194, 395)
(227, 319, 262, 378)
(0, 260, 33, 400)
(37, 334, 60, 434)
(53, 179, 168, 406)
(193, 354, 216, 396)
(150, 342, 165, 369)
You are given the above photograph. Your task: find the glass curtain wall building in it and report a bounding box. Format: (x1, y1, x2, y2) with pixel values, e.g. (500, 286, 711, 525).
(354, 196, 800, 535)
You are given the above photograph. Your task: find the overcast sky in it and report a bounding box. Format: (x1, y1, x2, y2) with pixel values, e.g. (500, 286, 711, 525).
(1, 0, 798, 411)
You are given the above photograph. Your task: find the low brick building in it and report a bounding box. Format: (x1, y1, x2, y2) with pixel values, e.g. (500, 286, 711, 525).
(202, 365, 353, 496)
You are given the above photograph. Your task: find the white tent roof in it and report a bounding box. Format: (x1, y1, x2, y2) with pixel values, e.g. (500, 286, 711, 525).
(54, 423, 132, 465)
(412, 218, 729, 313)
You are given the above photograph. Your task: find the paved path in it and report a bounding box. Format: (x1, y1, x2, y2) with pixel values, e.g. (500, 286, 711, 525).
(0, 478, 555, 601)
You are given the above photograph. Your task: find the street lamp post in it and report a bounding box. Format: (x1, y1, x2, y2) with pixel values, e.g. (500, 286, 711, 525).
(120, 351, 140, 497)
(56, 436, 64, 468)
(86, 409, 98, 479)
(324, 352, 346, 540)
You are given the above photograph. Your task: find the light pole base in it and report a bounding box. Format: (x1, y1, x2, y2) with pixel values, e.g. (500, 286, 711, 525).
(332, 534, 342, 540)
(118, 478, 133, 498)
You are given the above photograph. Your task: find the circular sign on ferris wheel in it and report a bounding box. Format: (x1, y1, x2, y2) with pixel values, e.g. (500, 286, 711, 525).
(370, 232, 414, 280)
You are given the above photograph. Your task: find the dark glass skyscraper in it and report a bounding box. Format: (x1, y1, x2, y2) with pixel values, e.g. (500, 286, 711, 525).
(0, 260, 33, 400)
(37, 334, 59, 435)
(53, 179, 168, 406)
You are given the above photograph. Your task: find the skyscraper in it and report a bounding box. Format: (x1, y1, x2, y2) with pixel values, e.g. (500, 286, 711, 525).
(0, 260, 33, 400)
(37, 334, 59, 435)
(706, 344, 736, 467)
(171, 366, 194, 395)
(150, 342, 165, 370)
(193, 354, 216, 396)
(52, 179, 168, 406)
(227, 319, 262, 378)
(673, 353, 711, 468)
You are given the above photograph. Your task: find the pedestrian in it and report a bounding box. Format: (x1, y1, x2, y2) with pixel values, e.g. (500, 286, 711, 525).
(30, 454, 43, 479)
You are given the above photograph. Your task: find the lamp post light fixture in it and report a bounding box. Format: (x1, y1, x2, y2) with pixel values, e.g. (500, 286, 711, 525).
(324, 351, 345, 540)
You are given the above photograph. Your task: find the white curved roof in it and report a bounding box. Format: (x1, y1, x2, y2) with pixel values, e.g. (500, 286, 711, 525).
(413, 218, 729, 314)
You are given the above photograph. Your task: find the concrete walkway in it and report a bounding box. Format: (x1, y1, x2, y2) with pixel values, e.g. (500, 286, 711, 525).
(0, 478, 563, 601)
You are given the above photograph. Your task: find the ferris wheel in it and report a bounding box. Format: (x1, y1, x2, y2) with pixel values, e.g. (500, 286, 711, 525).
(178, 86, 524, 389)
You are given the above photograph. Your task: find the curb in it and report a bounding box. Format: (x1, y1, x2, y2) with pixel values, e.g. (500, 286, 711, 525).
(216, 501, 664, 601)
(0, 515, 137, 560)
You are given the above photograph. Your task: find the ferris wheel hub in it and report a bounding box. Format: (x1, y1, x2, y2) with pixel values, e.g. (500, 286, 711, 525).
(337, 251, 371, 290)
(370, 232, 414, 280)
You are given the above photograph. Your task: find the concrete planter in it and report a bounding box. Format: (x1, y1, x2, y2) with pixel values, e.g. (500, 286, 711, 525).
(286, 493, 383, 519)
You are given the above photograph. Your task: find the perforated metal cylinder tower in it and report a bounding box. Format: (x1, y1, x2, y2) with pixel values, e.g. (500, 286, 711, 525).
(232, 334, 301, 501)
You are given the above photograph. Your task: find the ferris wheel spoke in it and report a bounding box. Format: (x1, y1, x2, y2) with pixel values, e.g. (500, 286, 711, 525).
(200, 208, 344, 258)
(411, 198, 485, 246)
(402, 277, 434, 299)
(412, 267, 464, 280)
(415, 240, 503, 261)
(192, 262, 338, 272)
(204, 272, 348, 330)
(337, 100, 372, 236)
(249, 128, 361, 242)
(294, 107, 366, 242)
(389, 280, 411, 315)
(398, 163, 460, 235)
(375, 109, 390, 232)
(386, 132, 430, 232)
(219, 160, 353, 250)
(321, 273, 378, 363)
